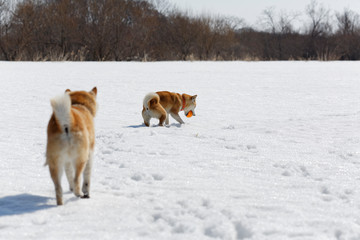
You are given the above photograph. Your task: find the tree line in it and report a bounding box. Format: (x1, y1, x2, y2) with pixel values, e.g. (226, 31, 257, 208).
(0, 0, 360, 61)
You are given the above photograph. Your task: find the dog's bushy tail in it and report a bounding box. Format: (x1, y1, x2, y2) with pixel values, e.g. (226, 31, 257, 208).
(143, 92, 159, 110)
(50, 93, 72, 135)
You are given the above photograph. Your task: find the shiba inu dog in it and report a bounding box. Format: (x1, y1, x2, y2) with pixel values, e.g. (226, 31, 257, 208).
(142, 91, 197, 127)
(45, 87, 97, 205)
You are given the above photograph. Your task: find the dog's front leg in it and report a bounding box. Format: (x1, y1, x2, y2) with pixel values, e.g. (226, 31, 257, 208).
(170, 112, 185, 124)
(165, 113, 170, 125)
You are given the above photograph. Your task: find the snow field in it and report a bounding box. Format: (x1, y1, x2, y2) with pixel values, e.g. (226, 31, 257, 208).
(0, 61, 359, 239)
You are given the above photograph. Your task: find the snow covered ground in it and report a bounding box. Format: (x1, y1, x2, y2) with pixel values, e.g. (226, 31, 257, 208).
(0, 61, 359, 239)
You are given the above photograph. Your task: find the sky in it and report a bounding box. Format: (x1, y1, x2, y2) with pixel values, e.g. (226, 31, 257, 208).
(166, 0, 360, 29)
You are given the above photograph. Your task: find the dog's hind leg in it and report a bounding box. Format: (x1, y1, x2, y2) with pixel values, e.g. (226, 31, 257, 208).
(155, 105, 167, 126)
(74, 157, 87, 198)
(159, 114, 166, 126)
(49, 162, 63, 205)
(142, 108, 151, 127)
(170, 112, 185, 124)
(82, 152, 93, 198)
(65, 162, 74, 192)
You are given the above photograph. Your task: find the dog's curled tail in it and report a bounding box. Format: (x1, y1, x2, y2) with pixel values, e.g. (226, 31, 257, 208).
(143, 92, 159, 110)
(50, 93, 72, 135)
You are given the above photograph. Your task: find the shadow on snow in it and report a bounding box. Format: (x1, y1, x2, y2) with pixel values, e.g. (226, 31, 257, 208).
(0, 193, 55, 217)
(125, 123, 182, 128)
(125, 123, 147, 128)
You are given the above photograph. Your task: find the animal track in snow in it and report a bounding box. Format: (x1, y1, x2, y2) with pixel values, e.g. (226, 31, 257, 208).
(131, 173, 146, 182)
(274, 163, 312, 179)
(320, 186, 330, 195)
(335, 230, 343, 240)
(203, 220, 253, 239)
(225, 145, 237, 150)
(299, 165, 310, 177)
(282, 171, 291, 177)
(151, 174, 164, 181)
(222, 125, 236, 130)
(131, 172, 164, 182)
(233, 221, 253, 240)
(246, 145, 257, 150)
(147, 151, 157, 156)
(172, 223, 195, 234)
(320, 186, 333, 202)
(102, 149, 112, 155)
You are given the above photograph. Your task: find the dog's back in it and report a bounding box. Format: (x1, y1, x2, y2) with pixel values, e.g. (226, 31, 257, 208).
(155, 91, 182, 112)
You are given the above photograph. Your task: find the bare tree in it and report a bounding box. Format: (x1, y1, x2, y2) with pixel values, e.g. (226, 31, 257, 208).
(147, 0, 172, 15)
(335, 9, 360, 59)
(0, 0, 10, 59)
(2, 0, 360, 61)
(259, 7, 299, 59)
(166, 12, 198, 60)
(304, 0, 337, 60)
(336, 9, 359, 35)
(306, 0, 332, 37)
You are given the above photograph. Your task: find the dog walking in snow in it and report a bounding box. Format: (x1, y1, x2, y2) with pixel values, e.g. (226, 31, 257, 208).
(45, 87, 97, 205)
(142, 91, 197, 127)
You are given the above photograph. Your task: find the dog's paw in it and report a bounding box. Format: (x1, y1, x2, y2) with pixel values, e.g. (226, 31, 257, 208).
(73, 191, 83, 198)
(81, 194, 90, 199)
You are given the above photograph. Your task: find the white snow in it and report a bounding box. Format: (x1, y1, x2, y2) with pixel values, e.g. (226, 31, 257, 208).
(0, 61, 359, 239)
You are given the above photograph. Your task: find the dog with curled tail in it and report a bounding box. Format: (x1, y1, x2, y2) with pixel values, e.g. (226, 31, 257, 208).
(142, 91, 197, 127)
(45, 87, 97, 205)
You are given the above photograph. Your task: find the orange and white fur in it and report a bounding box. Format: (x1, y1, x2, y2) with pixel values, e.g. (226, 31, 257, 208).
(142, 91, 197, 126)
(46, 87, 97, 205)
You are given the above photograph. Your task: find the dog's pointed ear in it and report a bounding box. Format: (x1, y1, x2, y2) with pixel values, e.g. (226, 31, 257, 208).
(65, 89, 71, 93)
(192, 95, 197, 102)
(90, 87, 97, 96)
